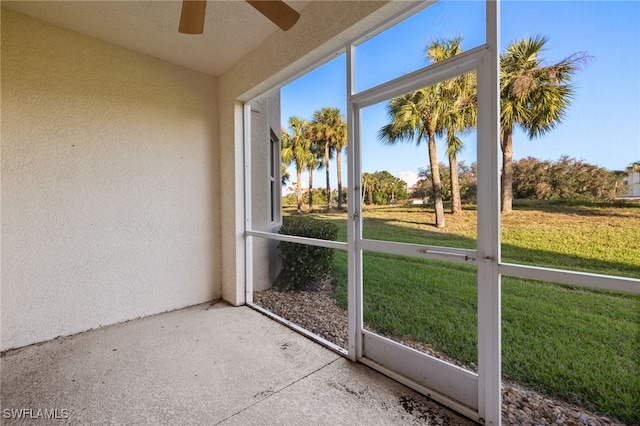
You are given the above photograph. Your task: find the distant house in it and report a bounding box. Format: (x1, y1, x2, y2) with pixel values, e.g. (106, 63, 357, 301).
(409, 197, 429, 205)
(621, 171, 640, 197)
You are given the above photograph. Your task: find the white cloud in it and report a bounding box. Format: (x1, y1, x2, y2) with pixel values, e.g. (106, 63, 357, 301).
(399, 171, 420, 189)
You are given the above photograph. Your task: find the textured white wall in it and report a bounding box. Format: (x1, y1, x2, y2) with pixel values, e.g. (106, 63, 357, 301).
(1, 9, 220, 351)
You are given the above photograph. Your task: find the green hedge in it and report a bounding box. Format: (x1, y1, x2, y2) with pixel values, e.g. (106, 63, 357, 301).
(278, 216, 338, 290)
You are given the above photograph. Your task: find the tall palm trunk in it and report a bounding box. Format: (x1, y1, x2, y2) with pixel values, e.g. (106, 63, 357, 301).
(449, 151, 462, 214)
(361, 179, 366, 203)
(501, 128, 514, 214)
(427, 130, 445, 228)
(324, 141, 332, 209)
(296, 168, 303, 213)
(308, 169, 314, 211)
(336, 149, 343, 209)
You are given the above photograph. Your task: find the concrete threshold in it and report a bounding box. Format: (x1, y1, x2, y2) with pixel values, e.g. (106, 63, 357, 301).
(1, 302, 476, 425)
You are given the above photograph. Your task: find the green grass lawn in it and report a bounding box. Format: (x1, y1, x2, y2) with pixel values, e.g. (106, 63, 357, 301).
(294, 201, 640, 424)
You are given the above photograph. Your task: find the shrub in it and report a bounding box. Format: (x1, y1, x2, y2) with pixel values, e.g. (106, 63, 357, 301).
(278, 216, 338, 290)
(512, 156, 623, 201)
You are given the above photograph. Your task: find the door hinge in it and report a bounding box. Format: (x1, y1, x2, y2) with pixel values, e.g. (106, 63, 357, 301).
(352, 212, 360, 222)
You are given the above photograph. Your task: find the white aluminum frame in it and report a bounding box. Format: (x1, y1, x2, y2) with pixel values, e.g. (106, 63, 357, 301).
(242, 2, 639, 425)
(244, 103, 253, 304)
(476, 3, 501, 423)
(345, 12, 497, 422)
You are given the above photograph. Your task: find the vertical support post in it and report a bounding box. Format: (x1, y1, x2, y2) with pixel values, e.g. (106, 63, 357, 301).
(477, 1, 501, 425)
(244, 103, 254, 304)
(346, 43, 362, 362)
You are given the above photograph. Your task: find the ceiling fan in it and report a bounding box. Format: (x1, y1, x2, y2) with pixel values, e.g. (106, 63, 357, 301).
(179, 0, 300, 34)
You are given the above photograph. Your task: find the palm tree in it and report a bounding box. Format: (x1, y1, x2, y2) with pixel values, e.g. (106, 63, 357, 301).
(500, 35, 588, 213)
(333, 129, 348, 210)
(442, 74, 477, 214)
(306, 141, 323, 211)
(426, 37, 477, 214)
(309, 107, 346, 210)
(442, 122, 464, 213)
(362, 172, 376, 205)
(379, 84, 447, 227)
(281, 117, 311, 213)
(281, 164, 290, 186)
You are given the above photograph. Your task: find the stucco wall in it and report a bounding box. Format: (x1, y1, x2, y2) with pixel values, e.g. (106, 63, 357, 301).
(1, 9, 220, 351)
(250, 94, 282, 292)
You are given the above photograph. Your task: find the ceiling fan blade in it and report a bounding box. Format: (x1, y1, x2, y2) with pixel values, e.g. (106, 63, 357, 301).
(179, 0, 207, 34)
(246, 1, 300, 32)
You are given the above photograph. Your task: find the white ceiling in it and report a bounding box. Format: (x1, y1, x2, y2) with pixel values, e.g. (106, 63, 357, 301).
(2, 0, 310, 76)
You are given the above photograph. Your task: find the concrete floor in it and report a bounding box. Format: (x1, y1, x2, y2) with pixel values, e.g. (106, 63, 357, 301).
(1, 302, 477, 425)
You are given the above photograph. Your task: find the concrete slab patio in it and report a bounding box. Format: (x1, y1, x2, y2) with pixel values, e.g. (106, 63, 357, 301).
(1, 302, 476, 425)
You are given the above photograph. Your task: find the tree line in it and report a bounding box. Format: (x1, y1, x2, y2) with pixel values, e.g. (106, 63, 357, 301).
(361, 171, 408, 205)
(417, 156, 625, 204)
(283, 155, 626, 210)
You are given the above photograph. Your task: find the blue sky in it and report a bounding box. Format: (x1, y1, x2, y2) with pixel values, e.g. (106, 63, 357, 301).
(281, 0, 640, 189)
